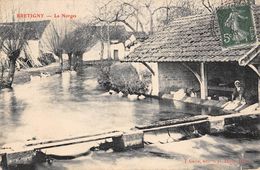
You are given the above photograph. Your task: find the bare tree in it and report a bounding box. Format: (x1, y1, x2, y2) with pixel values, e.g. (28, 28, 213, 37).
(96, 0, 138, 31)
(0, 13, 30, 88)
(202, 0, 214, 12)
(42, 22, 65, 73)
(61, 23, 77, 70)
(143, 0, 202, 33)
(61, 23, 97, 71)
(122, 1, 145, 32)
(201, 0, 256, 12)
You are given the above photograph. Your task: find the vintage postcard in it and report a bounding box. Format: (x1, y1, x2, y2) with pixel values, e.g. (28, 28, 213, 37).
(0, 0, 259, 169)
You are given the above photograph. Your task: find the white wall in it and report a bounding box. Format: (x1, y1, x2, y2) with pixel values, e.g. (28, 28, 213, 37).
(111, 43, 125, 60)
(83, 41, 125, 61)
(0, 40, 42, 67)
(83, 41, 102, 61)
(21, 40, 42, 66)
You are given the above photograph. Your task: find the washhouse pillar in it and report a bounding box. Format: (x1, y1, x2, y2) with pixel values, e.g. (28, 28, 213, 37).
(200, 62, 208, 100)
(151, 63, 159, 96)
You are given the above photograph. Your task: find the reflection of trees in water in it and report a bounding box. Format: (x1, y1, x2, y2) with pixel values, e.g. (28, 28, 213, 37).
(0, 89, 26, 142)
(43, 67, 99, 103)
(69, 72, 86, 101)
(59, 71, 86, 101)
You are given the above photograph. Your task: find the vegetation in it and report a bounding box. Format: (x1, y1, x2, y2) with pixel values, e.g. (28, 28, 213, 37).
(0, 18, 30, 88)
(98, 62, 149, 95)
(1, 0, 256, 89)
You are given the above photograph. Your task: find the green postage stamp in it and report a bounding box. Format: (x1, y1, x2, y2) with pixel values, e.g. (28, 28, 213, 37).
(217, 5, 256, 47)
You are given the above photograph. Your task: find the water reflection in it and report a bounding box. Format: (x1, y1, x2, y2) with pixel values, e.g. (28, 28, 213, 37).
(0, 67, 227, 144)
(0, 89, 26, 145)
(0, 66, 259, 169)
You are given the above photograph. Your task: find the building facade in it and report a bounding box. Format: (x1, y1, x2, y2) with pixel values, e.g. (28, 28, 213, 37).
(125, 5, 260, 105)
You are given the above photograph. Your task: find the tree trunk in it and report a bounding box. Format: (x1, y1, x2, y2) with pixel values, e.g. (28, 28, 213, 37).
(68, 52, 73, 70)
(5, 58, 17, 88)
(107, 23, 111, 60)
(74, 52, 83, 72)
(54, 49, 63, 73)
(0, 64, 4, 89)
(166, 7, 169, 25)
(100, 41, 104, 60)
(58, 54, 63, 72)
(78, 53, 83, 69)
(0, 64, 4, 83)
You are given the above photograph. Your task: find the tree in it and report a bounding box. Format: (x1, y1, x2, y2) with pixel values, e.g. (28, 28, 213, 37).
(94, 0, 140, 59)
(95, 0, 138, 32)
(41, 22, 65, 73)
(201, 0, 256, 13)
(61, 24, 76, 70)
(0, 18, 30, 88)
(62, 23, 97, 71)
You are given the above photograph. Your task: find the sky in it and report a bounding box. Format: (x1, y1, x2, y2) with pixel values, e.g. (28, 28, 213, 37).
(0, 0, 260, 22)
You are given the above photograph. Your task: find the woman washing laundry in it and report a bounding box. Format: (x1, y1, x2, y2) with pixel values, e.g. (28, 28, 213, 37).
(222, 80, 247, 112)
(232, 80, 245, 102)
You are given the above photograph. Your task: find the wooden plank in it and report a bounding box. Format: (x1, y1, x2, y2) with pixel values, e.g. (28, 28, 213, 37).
(26, 131, 122, 147)
(1, 131, 123, 155)
(208, 86, 234, 92)
(135, 115, 208, 130)
(142, 120, 209, 133)
(32, 132, 123, 150)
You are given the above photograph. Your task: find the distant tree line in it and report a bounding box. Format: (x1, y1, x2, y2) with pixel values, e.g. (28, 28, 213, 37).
(0, 0, 257, 89)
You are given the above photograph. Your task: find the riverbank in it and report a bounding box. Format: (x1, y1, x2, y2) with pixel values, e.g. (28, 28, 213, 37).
(0, 65, 259, 170)
(11, 62, 68, 86)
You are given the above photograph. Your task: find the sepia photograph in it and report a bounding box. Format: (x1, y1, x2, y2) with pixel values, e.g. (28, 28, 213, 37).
(0, 0, 260, 169)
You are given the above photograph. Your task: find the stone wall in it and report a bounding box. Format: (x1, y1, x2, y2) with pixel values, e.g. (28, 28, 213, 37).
(156, 62, 258, 103)
(130, 61, 257, 103)
(157, 62, 200, 95)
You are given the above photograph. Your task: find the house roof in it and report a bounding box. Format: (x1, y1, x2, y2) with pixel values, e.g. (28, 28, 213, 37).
(128, 32, 149, 42)
(0, 20, 50, 40)
(86, 25, 129, 42)
(125, 6, 260, 64)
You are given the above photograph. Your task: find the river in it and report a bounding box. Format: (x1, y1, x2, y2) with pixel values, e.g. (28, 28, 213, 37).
(0, 67, 259, 170)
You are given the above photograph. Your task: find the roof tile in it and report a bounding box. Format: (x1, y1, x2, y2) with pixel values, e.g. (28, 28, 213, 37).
(125, 6, 260, 63)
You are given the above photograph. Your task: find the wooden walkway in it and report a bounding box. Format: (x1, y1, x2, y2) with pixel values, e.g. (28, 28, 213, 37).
(1, 111, 259, 169)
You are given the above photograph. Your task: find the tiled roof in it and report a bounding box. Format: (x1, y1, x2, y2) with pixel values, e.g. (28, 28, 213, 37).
(125, 6, 260, 63)
(0, 20, 50, 40)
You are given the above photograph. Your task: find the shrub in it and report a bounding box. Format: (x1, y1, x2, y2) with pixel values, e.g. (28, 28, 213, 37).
(38, 53, 56, 66)
(97, 60, 114, 90)
(98, 62, 148, 95)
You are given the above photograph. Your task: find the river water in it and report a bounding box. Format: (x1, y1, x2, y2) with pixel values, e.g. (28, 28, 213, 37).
(0, 67, 259, 170)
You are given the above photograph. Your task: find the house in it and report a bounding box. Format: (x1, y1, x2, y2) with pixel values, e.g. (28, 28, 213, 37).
(82, 25, 148, 61)
(125, 5, 260, 105)
(0, 20, 51, 67)
(83, 25, 129, 61)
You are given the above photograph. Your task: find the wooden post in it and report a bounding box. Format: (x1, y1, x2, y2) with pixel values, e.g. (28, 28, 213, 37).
(200, 62, 208, 100)
(258, 66, 260, 106)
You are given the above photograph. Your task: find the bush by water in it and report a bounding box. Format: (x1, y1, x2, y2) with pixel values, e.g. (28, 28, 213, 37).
(98, 62, 148, 95)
